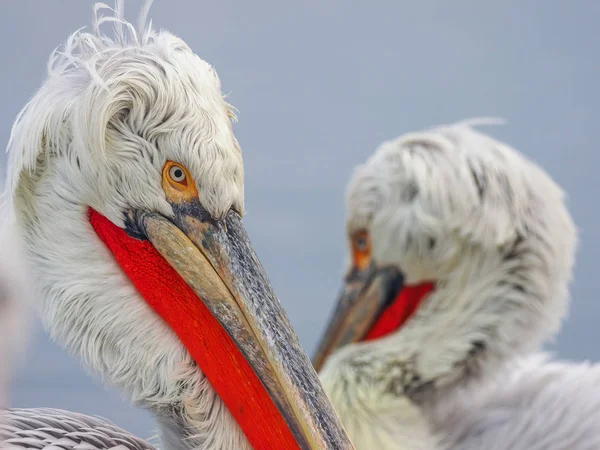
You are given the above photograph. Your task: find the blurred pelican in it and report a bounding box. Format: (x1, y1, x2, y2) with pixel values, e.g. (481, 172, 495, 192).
(313, 120, 600, 449)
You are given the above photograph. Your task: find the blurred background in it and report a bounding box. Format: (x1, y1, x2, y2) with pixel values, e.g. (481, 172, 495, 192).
(1, 0, 598, 440)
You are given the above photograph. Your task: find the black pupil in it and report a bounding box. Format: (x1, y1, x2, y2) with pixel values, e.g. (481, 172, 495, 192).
(173, 169, 183, 179)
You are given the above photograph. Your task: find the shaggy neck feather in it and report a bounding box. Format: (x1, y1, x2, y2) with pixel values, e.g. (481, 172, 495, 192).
(321, 240, 565, 448)
(12, 162, 250, 450)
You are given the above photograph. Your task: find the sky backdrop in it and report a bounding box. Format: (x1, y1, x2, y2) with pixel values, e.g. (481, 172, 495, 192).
(1, 0, 599, 440)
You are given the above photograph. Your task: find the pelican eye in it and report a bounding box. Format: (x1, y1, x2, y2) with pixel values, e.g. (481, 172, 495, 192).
(162, 161, 198, 202)
(168, 165, 187, 184)
(352, 230, 372, 270)
(355, 236, 367, 252)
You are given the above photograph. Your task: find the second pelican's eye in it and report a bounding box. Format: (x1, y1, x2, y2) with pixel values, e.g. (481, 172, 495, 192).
(355, 236, 367, 252)
(168, 165, 187, 184)
(351, 229, 372, 271)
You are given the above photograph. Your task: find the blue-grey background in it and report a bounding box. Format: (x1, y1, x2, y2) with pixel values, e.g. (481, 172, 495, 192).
(1, 0, 598, 440)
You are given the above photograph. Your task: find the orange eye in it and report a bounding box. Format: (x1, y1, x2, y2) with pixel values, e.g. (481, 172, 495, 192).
(162, 161, 198, 202)
(351, 230, 371, 271)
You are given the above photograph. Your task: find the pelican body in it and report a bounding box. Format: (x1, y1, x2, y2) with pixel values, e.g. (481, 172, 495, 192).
(313, 121, 600, 449)
(1, 2, 353, 449)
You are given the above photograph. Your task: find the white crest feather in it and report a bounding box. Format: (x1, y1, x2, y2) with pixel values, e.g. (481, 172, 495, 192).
(6, 0, 242, 220)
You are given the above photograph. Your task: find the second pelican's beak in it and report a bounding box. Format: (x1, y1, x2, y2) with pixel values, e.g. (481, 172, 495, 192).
(313, 263, 404, 372)
(128, 204, 353, 450)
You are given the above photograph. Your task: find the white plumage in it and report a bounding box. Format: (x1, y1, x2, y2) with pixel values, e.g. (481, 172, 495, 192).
(0, 218, 151, 450)
(0, 204, 157, 450)
(0, 243, 155, 449)
(315, 120, 600, 449)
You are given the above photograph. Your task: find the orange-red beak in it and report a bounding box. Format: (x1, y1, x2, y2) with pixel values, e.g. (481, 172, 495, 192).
(313, 263, 404, 372)
(91, 206, 353, 450)
(313, 260, 434, 373)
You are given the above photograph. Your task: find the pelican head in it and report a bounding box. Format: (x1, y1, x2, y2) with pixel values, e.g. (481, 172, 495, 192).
(4, 3, 352, 449)
(314, 120, 576, 406)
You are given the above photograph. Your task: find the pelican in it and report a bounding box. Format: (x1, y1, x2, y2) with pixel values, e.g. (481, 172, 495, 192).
(313, 120, 600, 449)
(0, 2, 353, 449)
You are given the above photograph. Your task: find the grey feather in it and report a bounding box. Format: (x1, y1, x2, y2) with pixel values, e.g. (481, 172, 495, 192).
(437, 354, 600, 450)
(0, 409, 157, 450)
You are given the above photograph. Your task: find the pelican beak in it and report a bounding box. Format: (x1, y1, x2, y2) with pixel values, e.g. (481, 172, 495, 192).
(129, 203, 353, 450)
(313, 263, 404, 372)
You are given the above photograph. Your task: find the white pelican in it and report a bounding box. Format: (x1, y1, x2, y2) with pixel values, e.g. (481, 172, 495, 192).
(0, 2, 353, 449)
(313, 120, 600, 449)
